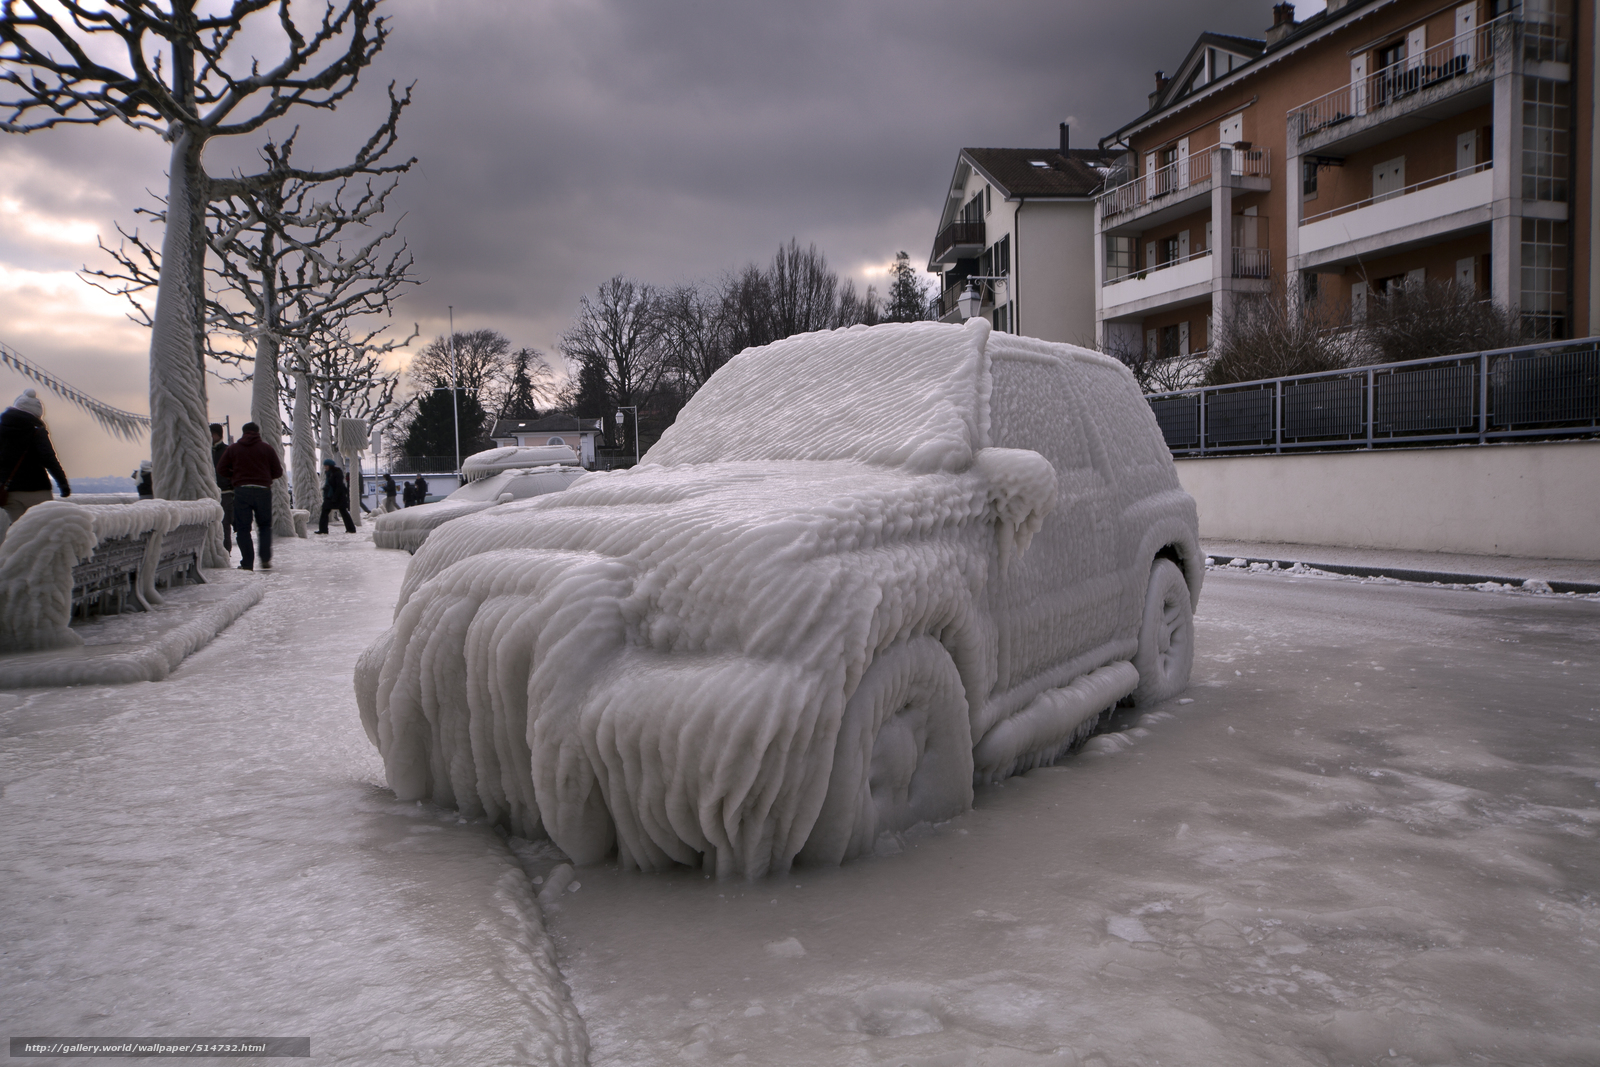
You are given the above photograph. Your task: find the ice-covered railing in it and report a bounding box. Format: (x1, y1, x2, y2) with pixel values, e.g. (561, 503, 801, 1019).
(0, 340, 151, 441)
(461, 445, 580, 482)
(0, 499, 223, 652)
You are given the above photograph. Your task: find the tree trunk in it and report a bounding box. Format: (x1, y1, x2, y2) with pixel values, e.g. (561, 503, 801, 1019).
(291, 368, 317, 528)
(148, 130, 225, 566)
(251, 332, 296, 538)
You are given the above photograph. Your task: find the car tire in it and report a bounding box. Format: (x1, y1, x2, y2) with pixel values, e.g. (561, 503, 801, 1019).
(798, 636, 973, 866)
(1131, 558, 1195, 707)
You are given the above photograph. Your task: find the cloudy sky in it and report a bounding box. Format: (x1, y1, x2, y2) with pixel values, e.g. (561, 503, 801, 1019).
(1, 0, 1321, 478)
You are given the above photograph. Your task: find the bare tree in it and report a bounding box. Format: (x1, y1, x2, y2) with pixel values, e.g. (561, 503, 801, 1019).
(1202, 283, 1363, 387)
(86, 110, 417, 535)
(559, 277, 661, 411)
(1359, 279, 1521, 364)
(3, 0, 392, 559)
(407, 329, 513, 409)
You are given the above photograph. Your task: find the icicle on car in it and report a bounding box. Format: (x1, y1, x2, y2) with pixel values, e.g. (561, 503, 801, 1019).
(354, 320, 1201, 877)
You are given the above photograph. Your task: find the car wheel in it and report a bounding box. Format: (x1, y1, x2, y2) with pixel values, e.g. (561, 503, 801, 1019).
(798, 636, 973, 866)
(1131, 558, 1194, 706)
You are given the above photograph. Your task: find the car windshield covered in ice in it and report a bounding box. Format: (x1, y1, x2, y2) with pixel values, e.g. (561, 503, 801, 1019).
(356, 320, 1200, 878)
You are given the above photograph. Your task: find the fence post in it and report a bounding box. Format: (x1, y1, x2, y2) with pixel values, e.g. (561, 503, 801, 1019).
(1478, 352, 1489, 444)
(1198, 389, 1207, 456)
(1365, 368, 1375, 449)
(1274, 379, 1283, 453)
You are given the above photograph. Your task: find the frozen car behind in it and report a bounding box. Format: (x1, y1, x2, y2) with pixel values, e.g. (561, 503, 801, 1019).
(355, 320, 1200, 877)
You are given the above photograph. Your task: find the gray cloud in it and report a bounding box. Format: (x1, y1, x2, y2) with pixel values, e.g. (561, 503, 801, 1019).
(2, 0, 1287, 474)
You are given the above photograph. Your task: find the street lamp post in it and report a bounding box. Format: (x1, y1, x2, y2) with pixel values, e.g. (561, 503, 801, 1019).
(956, 275, 1009, 322)
(614, 406, 639, 467)
(448, 306, 460, 478)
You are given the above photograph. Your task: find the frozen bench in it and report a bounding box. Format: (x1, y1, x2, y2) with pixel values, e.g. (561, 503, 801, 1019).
(0, 499, 225, 652)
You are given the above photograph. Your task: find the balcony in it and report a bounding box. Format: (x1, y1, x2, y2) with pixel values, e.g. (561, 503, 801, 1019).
(1299, 163, 1493, 265)
(1101, 251, 1214, 319)
(930, 220, 985, 266)
(1288, 14, 1512, 156)
(937, 276, 1005, 323)
(1097, 147, 1270, 234)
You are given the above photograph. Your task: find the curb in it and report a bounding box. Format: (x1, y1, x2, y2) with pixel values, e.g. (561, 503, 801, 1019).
(1206, 555, 1600, 596)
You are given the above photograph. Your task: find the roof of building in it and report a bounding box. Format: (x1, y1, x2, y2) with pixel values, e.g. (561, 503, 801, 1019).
(491, 414, 602, 436)
(1102, 0, 1394, 146)
(962, 147, 1123, 200)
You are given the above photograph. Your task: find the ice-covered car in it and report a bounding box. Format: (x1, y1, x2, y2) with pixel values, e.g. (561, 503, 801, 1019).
(355, 320, 1200, 877)
(371, 446, 585, 553)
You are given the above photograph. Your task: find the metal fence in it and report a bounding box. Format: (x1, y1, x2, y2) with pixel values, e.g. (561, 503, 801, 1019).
(1145, 338, 1600, 456)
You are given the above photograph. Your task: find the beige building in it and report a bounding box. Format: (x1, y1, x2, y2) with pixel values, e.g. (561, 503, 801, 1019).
(928, 127, 1121, 344)
(1095, 0, 1592, 360)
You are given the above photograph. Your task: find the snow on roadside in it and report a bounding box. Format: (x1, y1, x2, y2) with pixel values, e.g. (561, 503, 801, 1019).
(0, 534, 587, 1065)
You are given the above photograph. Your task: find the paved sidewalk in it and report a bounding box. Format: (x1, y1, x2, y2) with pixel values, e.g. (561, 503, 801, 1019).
(1203, 539, 1600, 593)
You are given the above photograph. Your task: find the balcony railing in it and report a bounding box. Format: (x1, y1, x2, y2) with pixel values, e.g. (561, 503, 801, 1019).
(1303, 161, 1491, 225)
(1231, 247, 1271, 279)
(931, 220, 985, 264)
(1097, 147, 1269, 220)
(1288, 14, 1512, 141)
(1105, 248, 1209, 285)
(1144, 337, 1600, 456)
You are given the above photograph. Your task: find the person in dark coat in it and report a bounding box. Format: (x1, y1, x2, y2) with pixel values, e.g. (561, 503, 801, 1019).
(134, 460, 153, 498)
(317, 458, 357, 534)
(380, 472, 398, 513)
(0, 388, 70, 524)
(216, 421, 284, 571)
(413, 474, 429, 504)
(211, 423, 233, 552)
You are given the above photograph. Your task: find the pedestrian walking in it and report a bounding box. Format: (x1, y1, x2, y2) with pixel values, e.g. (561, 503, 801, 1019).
(317, 458, 357, 534)
(0, 388, 71, 524)
(414, 474, 429, 504)
(134, 460, 153, 498)
(215, 421, 283, 571)
(380, 472, 398, 513)
(211, 423, 233, 553)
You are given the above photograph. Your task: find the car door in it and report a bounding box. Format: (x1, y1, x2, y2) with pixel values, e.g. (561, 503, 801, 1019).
(983, 348, 1119, 696)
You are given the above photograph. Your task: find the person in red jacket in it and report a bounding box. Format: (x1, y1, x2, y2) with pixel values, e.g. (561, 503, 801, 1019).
(215, 421, 284, 571)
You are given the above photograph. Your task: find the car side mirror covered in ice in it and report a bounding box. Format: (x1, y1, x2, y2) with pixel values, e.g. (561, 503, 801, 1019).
(971, 447, 1058, 574)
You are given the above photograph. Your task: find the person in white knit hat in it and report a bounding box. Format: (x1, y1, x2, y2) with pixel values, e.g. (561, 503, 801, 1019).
(0, 388, 71, 523)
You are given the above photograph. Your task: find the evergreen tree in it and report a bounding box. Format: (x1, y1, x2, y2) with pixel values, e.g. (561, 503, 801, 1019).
(500, 348, 550, 419)
(884, 252, 932, 322)
(401, 387, 491, 462)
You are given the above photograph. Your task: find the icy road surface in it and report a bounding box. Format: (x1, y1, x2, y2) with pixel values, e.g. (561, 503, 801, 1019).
(0, 536, 585, 1066)
(547, 568, 1600, 1067)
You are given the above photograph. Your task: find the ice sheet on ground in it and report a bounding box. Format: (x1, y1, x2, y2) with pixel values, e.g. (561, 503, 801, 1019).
(545, 570, 1600, 1066)
(0, 534, 587, 1065)
(0, 570, 261, 687)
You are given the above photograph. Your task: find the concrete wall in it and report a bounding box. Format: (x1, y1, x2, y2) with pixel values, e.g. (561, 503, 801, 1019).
(1174, 440, 1600, 560)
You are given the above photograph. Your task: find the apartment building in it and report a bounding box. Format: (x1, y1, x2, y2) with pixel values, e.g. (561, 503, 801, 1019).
(1095, 0, 1592, 362)
(929, 126, 1121, 343)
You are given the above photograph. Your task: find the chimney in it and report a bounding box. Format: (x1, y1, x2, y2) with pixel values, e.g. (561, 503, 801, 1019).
(1149, 70, 1169, 108)
(1265, 2, 1297, 44)
(1059, 122, 1070, 154)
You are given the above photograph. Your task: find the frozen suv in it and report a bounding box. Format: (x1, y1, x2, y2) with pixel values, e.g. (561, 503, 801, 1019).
(355, 320, 1200, 877)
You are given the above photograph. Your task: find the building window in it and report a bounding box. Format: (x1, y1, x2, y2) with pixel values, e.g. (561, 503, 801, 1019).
(547, 437, 566, 446)
(1522, 0, 1571, 63)
(1302, 159, 1319, 198)
(1104, 235, 1135, 282)
(995, 233, 1010, 275)
(985, 183, 992, 214)
(1520, 218, 1567, 339)
(1161, 235, 1180, 264)
(1302, 272, 1320, 304)
(1159, 324, 1183, 359)
(1521, 77, 1569, 202)
(993, 303, 1011, 333)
